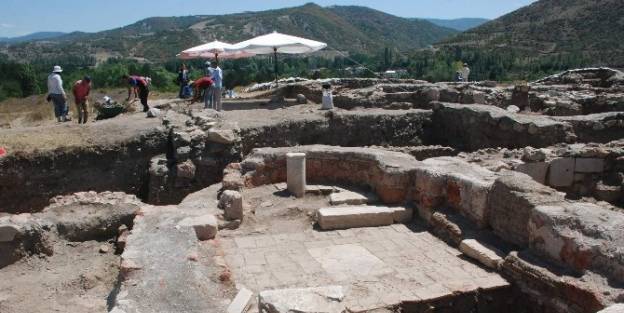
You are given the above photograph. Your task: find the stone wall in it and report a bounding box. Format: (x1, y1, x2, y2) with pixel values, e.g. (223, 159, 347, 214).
(238, 109, 432, 155)
(513, 143, 624, 206)
(553, 112, 624, 143)
(0, 130, 167, 213)
(237, 145, 419, 205)
(229, 145, 624, 289)
(431, 102, 574, 151)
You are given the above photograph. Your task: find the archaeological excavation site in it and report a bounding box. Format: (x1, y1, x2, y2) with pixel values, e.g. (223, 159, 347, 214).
(2, 68, 624, 313)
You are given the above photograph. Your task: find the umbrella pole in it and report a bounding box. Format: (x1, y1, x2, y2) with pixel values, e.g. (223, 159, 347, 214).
(215, 53, 219, 65)
(274, 48, 278, 86)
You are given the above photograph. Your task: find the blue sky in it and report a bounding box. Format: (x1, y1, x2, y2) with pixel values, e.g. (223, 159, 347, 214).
(0, 0, 537, 37)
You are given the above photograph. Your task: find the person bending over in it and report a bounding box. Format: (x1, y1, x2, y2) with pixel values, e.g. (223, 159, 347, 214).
(122, 74, 150, 112)
(190, 76, 214, 108)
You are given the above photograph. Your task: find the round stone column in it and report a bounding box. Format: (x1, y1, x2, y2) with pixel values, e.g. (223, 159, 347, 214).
(287, 153, 306, 198)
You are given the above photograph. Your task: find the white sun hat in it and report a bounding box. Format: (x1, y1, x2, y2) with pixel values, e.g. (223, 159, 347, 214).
(52, 65, 63, 73)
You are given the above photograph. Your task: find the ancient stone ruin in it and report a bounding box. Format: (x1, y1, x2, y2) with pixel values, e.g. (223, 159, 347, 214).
(1, 68, 624, 313)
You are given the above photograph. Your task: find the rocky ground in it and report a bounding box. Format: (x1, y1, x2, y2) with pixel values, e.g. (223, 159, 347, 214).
(0, 240, 119, 313)
(1, 69, 624, 313)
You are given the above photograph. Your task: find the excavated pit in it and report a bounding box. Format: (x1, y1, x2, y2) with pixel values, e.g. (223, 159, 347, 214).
(1, 70, 624, 313)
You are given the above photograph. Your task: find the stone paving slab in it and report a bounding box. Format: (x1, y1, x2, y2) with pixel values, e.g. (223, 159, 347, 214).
(220, 224, 509, 312)
(112, 205, 233, 313)
(317, 206, 395, 230)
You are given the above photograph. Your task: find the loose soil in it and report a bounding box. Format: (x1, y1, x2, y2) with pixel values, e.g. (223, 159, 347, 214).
(0, 241, 119, 313)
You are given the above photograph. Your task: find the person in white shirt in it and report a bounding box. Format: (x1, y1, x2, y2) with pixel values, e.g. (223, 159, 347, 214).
(47, 65, 68, 122)
(210, 62, 224, 111)
(461, 63, 471, 82)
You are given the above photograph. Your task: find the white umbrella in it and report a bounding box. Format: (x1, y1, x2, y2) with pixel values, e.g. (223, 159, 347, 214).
(227, 31, 327, 81)
(177, 40, 254, 62)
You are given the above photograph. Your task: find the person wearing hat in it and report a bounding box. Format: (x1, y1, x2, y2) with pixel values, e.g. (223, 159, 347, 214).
(72, 76, 92, 124)
(204, 61, 215, 108)
(47, 65, 69, 122)
(461, 63, 471, 82)
(210, 61, 224, 111)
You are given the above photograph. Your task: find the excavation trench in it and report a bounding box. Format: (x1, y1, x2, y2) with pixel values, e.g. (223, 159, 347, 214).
(1, 94, 623, 313)
(4, 94, 621, 214)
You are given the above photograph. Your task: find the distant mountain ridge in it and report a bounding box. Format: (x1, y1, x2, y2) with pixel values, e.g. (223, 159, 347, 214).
(0, 32, 66, 44)
(423, 18, 489, 31)
(440, 0, 624, 66)
(2, 3, 457, 63)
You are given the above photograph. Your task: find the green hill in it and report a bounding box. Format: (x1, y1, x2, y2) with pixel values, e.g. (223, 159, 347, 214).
(423, 18, 489, 31)
(3, 3, 457, 63)
(439, 0, 624, 66)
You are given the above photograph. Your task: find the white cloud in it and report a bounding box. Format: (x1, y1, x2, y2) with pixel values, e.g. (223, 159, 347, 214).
(0, 23, 16, 28)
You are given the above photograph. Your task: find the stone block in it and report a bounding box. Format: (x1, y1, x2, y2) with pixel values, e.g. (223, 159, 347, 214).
(317, 206, 394, 230)
(459, 239, 504, 270)
(222, 172, 244, 191)
(594, 181, 621, 203)
(220, 190, 244, 221)
(598, 304, 624, 313)
(296, 94, 308, 104)
(575, 158, 605, 173)
(287, 153, 306, 198)
(173, 131, 192, 148)
(178, 214, 218, 241)
(329, 190, 368, 205)
(305, 185, 335, 195)
(149, 155, 169, 177)
(226, 286, 253, 313)
(176, 160, 196, 179)
(207, 129, 238, 144)
(391, 207, 413, 223)
(258, 286, 345, 313)
(488, 172, 566, 247)
(548, 158, 575, 187)
(515, 162, 549, 184)
(0, 223, 19, 242)
(529, 202, 624, 283)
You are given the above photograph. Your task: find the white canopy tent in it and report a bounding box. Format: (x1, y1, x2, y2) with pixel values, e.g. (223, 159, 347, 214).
(176, 40, 254, 63)
(226, 31, 327, 82)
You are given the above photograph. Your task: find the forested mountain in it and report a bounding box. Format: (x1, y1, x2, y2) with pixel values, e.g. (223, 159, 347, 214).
(424, 18, 489, 31)
(1, 3, 456, 63)
(0, 32, 66, 44)
(440, 0, 624, 66)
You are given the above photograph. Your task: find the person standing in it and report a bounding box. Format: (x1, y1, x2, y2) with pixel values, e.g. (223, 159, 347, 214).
(177, 64, 189, 99)
(122, 74, 150, 112)
(204, 61, 214, 108)
(72, 76, 92, 124)
(47, 65, 68, 122)
(461, 63, 471, 82)
(204, 61, 213, 77)
(210, 62, 223, 111)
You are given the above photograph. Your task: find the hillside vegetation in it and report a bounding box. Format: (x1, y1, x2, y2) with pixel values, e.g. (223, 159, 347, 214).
(440, 0, 624, 66)
(2, 3, 456, 63)
(423, 18, 489, 31)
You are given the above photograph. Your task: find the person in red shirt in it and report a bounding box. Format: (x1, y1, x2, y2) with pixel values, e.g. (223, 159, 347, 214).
(72, 76, 92, 124)
(190, 76, 214, 108)
(122, 74, 150, 112)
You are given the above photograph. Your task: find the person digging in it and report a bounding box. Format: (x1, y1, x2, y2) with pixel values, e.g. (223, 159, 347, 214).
(189, 76, 214, 108)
